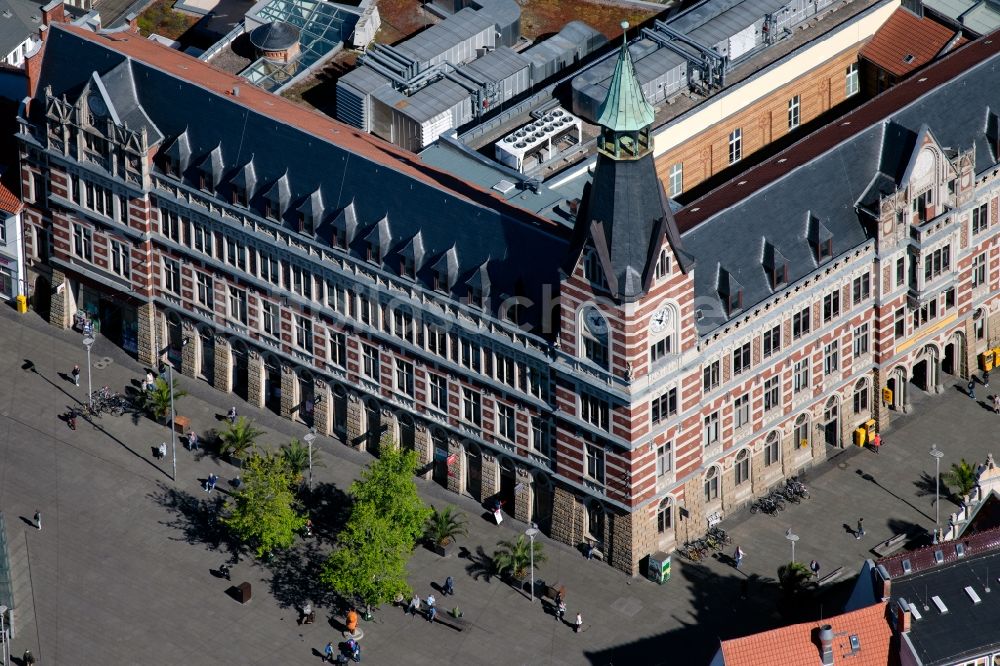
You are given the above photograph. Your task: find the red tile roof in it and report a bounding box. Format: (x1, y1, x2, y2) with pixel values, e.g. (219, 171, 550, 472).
(0, 181, 22, 214)
(52, 25, 564, 233)
(676, 33, 1000, 233)
(860, 8, 964, 78)
(719, 602, 895, 666)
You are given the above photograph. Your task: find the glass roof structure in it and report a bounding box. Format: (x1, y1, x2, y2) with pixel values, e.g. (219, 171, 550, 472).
(240, 0, 359, 92)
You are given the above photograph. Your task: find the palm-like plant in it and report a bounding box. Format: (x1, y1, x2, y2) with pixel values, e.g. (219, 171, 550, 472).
(281, 439, 310, 480)
(424, 505, 468, 547)
(147, 376, 187, 421)
(219, 417, 266, 460)
(493, 535, 546, 579)
(943, 459, 978, 500)
(777, 561, 812, 595)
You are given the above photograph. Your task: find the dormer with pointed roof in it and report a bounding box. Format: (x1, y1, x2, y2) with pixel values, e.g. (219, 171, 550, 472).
(567, 21, 689, 303)
(364, 215, 391, 264)
(398, 230, 425, 278)
(263, 171, 291, 221)
(466, 259, 491, 308)
(230, 156, 257, 206)
(297, 186, 324, 236)
(161, 129, 191, 178)
(330, 200, 358, 249)
(431, 246, 459, 293)
(196, 143, 225, 192)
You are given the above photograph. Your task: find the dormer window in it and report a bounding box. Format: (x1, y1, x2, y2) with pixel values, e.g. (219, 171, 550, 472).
(264, 200, 278, 221)
(727, 289, 742, 314)
(655, 249, 670, 279)
(232, 185, 247, 207)
(401, 255, 415, 278)
(198, 171, 209, 192)
(584, 250, 606, 287)
(367, 240, 382, 264)
(719, 266, 743, 316)
(333, 226, 346, 249)
(163, 155, 177, 178)
(817, 240, 833, 261)
(468, 286, 484, 309)
(298, 211, 314, 236)
(433, 267, 447, 292)
(763, 241, 788, 289)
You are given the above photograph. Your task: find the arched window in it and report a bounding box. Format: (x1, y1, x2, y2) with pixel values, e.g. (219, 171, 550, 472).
(704, 466, 719, 503)
(581, 306, 610, 369)
(764, 431, 780, 467)
(657, 497, 672, 534)
(794, 414, 810, 450)
(735, 449, 750, 486)
(853, 378, 869, 414)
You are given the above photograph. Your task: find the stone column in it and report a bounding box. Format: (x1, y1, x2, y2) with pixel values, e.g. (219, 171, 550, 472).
(680, 476, 704, 544)
(873, 368, 890, 434)
(247, 351, 265, 409)
(750, 449, 767, 494)
(964, 319, 977, 380)
(781, 429, 796, 476)
(281, 366, 296, 420)
(720, 464, 738, 512)
(49, 269, 67, 329)
(609, 509, 640, 576)
(811, 408, 826, 463)
(414, 424, 432, 477)
(136, 301, 157, 368)
(549, 485, 578, 548)
(346, 394, 364, 448)
(514, 466, 532, 523)
(180, 322, 198, 379)
(447, 439, 464, 495)
(480, 452, 499, 501)
(313, 380, 331, 437)
(213, 336, 232, 394)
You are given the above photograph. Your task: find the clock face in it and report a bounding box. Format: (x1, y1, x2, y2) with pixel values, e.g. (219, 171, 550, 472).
(88, 93, 107, 118)
(650, 307, 670, 333)
(584, 307, 607, 335)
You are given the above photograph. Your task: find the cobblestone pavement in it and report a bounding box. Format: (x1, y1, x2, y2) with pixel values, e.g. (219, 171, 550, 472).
(0, 306, 991, 665)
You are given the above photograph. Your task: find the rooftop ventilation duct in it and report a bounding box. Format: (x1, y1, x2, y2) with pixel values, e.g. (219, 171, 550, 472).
(819, 624, 834, 666)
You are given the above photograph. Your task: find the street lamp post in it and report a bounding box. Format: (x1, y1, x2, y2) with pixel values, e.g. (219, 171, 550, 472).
(525, 526, 539, 602)
(164, 339, 189, 483)
(303, 429, 317, 491)
(785, 528, 799, 564)
(931, 444, 945, 543)
(82, 335, 95, 409)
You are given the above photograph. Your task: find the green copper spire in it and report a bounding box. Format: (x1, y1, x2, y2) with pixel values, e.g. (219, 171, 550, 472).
(596, 22, 656, 133)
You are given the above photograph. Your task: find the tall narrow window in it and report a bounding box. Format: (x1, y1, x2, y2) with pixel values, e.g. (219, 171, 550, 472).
(109, 240, 129, 278)
(845, 62, 859, 97)
(728, 128, 742, 164)
(395, 359, 415, 397)
(787, 95, 800, 130)
(581, 307, 609, 369)
(668, 163, 683, 197)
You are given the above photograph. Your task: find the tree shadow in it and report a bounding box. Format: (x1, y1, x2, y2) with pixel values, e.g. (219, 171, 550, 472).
(464, 545, 496, 583)
(302, 482, 352, 540)
(148, 482, 229, 552)
(263, 538, 339, 611)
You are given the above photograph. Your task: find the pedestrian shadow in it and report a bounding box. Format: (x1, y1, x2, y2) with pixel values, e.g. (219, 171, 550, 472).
(148, 482, 228, 551)
(57, 371, 74, 386)
(841, 523, 858, 538)
(464, 545, 496, 583)
(977, 400, 994, 412)
(18, 516, 34, 528)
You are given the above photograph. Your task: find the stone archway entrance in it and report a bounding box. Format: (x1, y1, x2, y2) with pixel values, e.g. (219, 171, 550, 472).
(32, 276, 50, 321)
(464, 443, 482, 501)
(432, 429, 449, 488)
(823, 397, 840, 447)
(532, 473, 553, 534)
(498, 457, 516, 514)
(264, 356, 281, 414)
(231, 341, 249, 401)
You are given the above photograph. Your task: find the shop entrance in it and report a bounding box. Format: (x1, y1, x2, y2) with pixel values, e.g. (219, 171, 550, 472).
(231, 342, 249, 401)
(498, 457, 516, 514)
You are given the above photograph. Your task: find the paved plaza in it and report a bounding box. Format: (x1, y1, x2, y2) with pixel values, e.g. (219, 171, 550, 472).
(0, 306, 993, 665)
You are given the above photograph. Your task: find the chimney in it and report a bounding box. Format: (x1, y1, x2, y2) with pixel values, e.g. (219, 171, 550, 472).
(876, 564, 892, 600)
(125, 11, 138, 32)
(819, 624, 835, 666)
(24, 30, 46, 99)
(40, 0, 65, 26)
(879, 576, 891, 599)
(897, 604, 912, 633)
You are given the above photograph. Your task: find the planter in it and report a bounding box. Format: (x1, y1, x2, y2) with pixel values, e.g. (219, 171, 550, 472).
(427, 540, 454, 557)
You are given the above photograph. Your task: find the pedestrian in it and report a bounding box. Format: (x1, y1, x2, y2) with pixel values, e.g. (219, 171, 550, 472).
(67, 409, 77, 431)
(809, 559, 821, 577)
(145, 371, 155, 391)
(188, 429, 199, 451)
(22, 650, 34, 665)
(985, 370, 991, 388)
(72, 363, 80, 386)
(157, 442, 167, 460)
(556, 600, 566, 622)
(856, 517, 865, 539)
(427, 604, 437, 623)
(969, 379, 976, 399)
(994, 394, 1000, 415)
(574, 612, 583, 633)
(323, 642, 335, 663)
(734, 545, 745, 569)
(871, 431, 881, 454)
(407, 594, 421, 616)
(227, 406, 238, 424)
(208, 473, 218, 493)
(346, 638, 361, 663)
(443, 575, 454, 596)
(33, 510, 41, 530)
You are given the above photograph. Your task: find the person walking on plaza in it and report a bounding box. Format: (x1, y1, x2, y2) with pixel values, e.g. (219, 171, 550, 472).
(856, 517, 865, 539)
(871, 431, 882, 454)
(227, 406, 238, 424)
(322, 642, 335, 663)
(145, 371, 156, 392)
(985, 370, 991, 388)
(426, 593, 437, 623)
(443, 575, 454, 596)
(556, 600, 566, 622)
(33, 510, 41, 530)
(734, 545, 745, 569)
(72, 363, 80, 387)
(969, 379, 976, 399)
(574, 612, 583, 633)
(157, 442, 167, 460)
(809, 559, 821, 577)
(187, 429, 199, 451)
(407, 594, 421, 617)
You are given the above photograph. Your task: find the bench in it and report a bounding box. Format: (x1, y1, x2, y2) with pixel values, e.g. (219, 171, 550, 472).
(816, 566, 845, 587)
(872, 533, 908, 558)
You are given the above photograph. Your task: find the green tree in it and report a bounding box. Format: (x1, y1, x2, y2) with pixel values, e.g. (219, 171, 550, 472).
(147, 376, 187, 421)
(350, 445, 430, 544)
(320, 444, 430, 606)
(221, 451, 306, 558)
(777, 561, 812, 595)
(321, 502, 412, 607)
(493, 535, 546, 579)
(219, 417, 265, 460)
(424, 505, 468, 547)
(943, 458, 978, 500)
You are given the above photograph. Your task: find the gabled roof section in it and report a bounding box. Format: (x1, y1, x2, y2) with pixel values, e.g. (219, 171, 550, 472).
(718, 264, 742, 300)
(466, 259, 491, 295)
(97, 60, 164, 145)
(230, 156, 257, 195)
(879, 121, 918, 184)
(162, 128, 191, 172)
(719, 601, 894, 666)
(399, 230, 425, 269)
(264, 171, 291, 213)
(297, 186, 324, 226)
(860, 8, 963, 78)
(807, 212, 833, 246)
(0, 182, 23, 215)
(331, 201, 359, 243)
(899, 124, 941, 184)
(196, 143, 225, 188)
(364, 215, 392, 257)
(595, 24, 655, 133)
(432, 246, 459, 290)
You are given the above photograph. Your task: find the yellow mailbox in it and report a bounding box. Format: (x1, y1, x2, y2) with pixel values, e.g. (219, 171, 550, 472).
(14, 294, 26, 314)
(854, 427, 868, 447)
(882, 387, 893, 404)
(982, 351, 996, 372)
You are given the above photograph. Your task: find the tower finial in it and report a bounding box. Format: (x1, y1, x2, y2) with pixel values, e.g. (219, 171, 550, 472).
(621, 20, 629, 45)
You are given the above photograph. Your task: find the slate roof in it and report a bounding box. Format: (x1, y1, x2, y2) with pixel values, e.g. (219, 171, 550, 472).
(676, 35, 1000, 335)
(859, 8, 963, 78)
(36, 25, 570, 324)
(0, 0, 42, 60)
(719, 601, 895, 666)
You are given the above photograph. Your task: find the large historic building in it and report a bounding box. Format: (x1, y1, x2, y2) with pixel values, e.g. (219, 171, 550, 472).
(16, 21, 1000, 575)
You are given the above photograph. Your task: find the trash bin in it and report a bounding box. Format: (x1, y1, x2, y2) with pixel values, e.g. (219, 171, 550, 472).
(981, 351, 995, 372)
(647, 552, 671, 584)
(853, 427, 868, 447)
(15, 294, 26, 313)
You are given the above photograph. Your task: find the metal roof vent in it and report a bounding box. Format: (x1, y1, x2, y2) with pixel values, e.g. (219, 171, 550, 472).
(902, 559, 913, 574)
(849, 634, 860, 651)
(956, 543, 966, 558)
(934, 549, 944, 564)
(965, 586, 982, 604)
(492, 180, 516, 194)
(819, 624, 835, 666)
